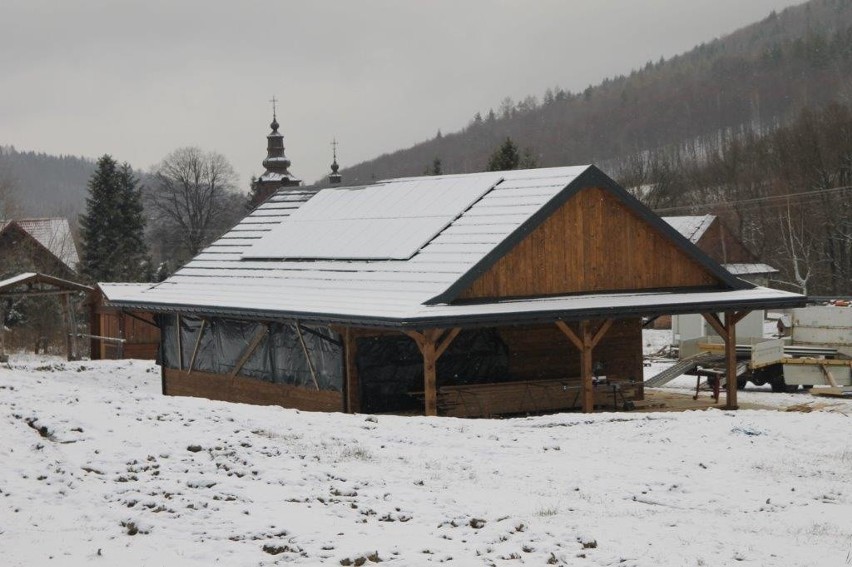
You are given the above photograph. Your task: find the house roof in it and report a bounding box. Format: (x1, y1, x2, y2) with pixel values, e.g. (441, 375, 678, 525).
(0, 218, 79, 272)
(106, 166, 805, 327)
(0, 272, 91, 295)
(662, 215, 716, 244)
(723, 263, 779, 276)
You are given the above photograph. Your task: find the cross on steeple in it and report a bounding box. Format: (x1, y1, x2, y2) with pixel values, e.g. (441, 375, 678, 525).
(331, 138, 338, 161)
(269, 95, 278, 120)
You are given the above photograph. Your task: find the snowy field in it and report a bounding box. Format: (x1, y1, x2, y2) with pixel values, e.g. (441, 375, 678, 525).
(2, 356, 852, 566)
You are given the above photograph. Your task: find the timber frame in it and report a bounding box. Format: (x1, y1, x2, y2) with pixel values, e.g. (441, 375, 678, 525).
(107, 165, 807, 417)
(0, 273, 92, 361)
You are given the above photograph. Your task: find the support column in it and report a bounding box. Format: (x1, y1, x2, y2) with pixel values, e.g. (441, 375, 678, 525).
(702, 311, 749, 410)
(60, 294, 73, 361)
(343, 328, 360, 413)
(406, 328, 461, 417)
(556, 319, 613, 413)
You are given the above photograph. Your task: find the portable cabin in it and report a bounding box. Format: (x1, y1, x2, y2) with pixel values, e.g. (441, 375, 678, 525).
(106, 166, 805, 416)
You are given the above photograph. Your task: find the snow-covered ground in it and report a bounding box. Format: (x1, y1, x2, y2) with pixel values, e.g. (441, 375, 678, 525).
(2, 356, 852, 566)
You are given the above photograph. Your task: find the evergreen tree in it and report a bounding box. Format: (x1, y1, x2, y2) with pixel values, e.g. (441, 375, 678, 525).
(115, 163, 152, 280)
(486, 137, 521, 171)
(425, 157, 443, 175)
(79, 155, 150, 282)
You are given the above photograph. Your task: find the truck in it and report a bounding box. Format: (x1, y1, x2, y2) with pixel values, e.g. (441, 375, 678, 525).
(662, 304, 851, 395)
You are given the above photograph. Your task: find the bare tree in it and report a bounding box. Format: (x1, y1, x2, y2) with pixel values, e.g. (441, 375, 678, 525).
(148, 147, 239, 259)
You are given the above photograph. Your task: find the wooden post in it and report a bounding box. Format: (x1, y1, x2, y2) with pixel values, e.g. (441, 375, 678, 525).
(580, 320, 594, 413)
(343, 328, 360, 413)
(295, 322, 320, 390)
(556, 319, 614, 413)
(229, 323, 268, 380)
(60, 294, 73, 361)
(405, 328, 461, 417)
(702, 311, 748, 410)
(724, 311, 738, 410)
(175, 314, 183, 371)
(187, 318, 207, 374)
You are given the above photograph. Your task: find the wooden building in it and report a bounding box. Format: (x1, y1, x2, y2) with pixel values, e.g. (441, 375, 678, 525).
(88, 284, 160, 360)
(106, 166, 805, 416)
(664, 215, 779, 343)
(0, 218, 79, 281)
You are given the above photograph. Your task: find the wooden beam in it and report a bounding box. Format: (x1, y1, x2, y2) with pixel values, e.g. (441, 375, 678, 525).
(60, 294, 73, 361)
(229, 324, 268, 380)
(175, 314, 183, 371)
(405, 328, 458, 417)
(590, 319, 614, 349)
(701, 312, 726, 338)
(343, 328, 360, 413)
(435, 327, 461, 359)
(186, 319, 207, 375)
(555, 321, 583, 351)
(580, 320, 594, 413)
(295, 322, 320, 390)
(724, 310, 738, 410)
(729, 310, 750, 326)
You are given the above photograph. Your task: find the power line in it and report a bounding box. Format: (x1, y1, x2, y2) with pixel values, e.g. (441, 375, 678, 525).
(652, 184, 852, 213)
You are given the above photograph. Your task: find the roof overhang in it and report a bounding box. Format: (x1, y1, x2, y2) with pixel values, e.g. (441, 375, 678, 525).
(108, 286, 806, 330)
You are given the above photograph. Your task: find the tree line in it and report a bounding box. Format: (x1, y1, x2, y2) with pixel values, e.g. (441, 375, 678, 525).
(78, 148, 248, 283)
(337, 0, 852, 184)
(610, 102, 852, 296)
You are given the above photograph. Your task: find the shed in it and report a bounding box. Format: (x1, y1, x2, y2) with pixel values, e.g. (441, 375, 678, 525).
(107, 166, 805, 416)
(88, 284, 160, 360)
(0, 218, 79, 280)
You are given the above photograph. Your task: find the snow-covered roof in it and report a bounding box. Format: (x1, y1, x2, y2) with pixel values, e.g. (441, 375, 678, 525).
(0, 218, 79, 271)
(662, 215, 715, 244)
(106, 166, 804, 326)
(723, 263, 779, 275)
(0, 272, 91, 294)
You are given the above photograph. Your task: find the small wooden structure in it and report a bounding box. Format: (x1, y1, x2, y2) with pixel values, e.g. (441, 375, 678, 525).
(107, 166, 806, 416)
(0, 273, 92, 360)
(88, 284, 160, 360)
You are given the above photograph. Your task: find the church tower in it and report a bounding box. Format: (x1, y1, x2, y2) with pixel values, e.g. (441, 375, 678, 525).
(329, 139, 342, 185)
(251, 97, 301, 206)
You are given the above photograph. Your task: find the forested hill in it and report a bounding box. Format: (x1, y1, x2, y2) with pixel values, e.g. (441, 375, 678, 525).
(336, 0, 852, 184)
(0, 146, 95, 217)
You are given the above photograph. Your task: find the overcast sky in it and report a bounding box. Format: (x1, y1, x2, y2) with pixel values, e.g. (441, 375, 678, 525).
(2, 0, 806, 189)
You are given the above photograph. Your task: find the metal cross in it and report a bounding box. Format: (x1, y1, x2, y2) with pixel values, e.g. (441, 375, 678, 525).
(331, 138, 338, 160)
(270, 95, 278, 119)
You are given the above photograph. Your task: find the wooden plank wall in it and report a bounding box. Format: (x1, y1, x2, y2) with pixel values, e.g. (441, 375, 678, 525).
(696, 220, 756, 264)
(164, 368, 343, 412)
(97, 311, 160, 360)
(498, 319, 644, 391)
(459, 187, 721, 300)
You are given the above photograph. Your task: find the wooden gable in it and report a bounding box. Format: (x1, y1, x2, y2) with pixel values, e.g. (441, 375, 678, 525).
(695, 219, 757, 265)
(457, 186, 725, 301)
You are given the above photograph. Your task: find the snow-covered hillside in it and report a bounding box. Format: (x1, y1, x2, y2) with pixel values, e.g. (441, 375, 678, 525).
(1, 357, 851, 566)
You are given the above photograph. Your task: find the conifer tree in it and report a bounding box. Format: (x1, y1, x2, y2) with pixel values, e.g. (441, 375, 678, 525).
(486, 137, 521, 171)
(79, 155, 150, 282)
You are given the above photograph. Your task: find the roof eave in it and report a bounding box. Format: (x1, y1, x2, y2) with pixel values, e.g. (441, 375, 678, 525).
(107, 292, 806, 331)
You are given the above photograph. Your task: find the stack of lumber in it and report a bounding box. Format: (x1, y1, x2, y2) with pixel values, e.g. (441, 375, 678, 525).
(437, 378, 637, 418)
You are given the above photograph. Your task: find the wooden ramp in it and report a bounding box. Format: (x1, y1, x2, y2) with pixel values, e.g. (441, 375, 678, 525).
(645, 352, 718, 388)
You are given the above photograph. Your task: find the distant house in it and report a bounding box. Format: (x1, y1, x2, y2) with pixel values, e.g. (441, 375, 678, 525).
(0, 218, 79, 279)
(106, 164, 804, 416)
(664, 215, 779, 343)
(0, 218, 82, 354)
